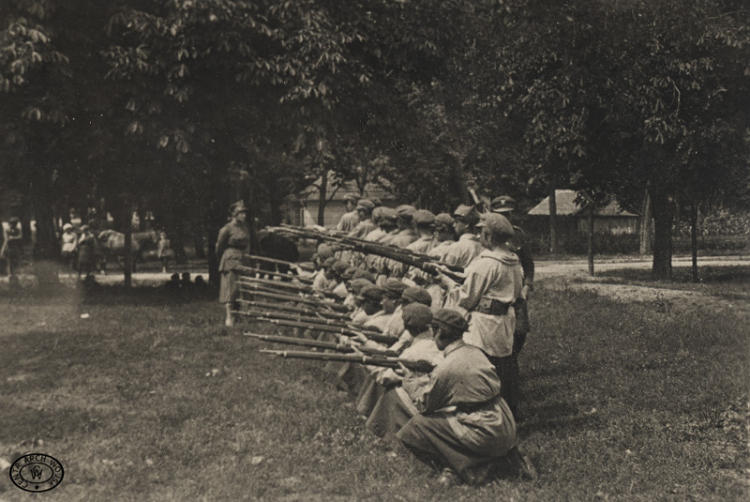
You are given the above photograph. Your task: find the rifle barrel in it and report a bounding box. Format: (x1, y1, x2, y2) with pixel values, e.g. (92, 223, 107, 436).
(237, 299, 349, 320)
(260, 349, 434, 372)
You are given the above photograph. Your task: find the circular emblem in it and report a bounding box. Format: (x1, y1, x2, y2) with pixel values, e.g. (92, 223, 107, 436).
(9, 453, 64, 493)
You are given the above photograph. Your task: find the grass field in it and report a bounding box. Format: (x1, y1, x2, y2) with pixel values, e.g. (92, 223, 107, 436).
(0, 282, 748, 501)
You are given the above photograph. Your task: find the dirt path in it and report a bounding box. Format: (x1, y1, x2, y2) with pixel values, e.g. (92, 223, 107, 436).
(536, 255, 750, 316)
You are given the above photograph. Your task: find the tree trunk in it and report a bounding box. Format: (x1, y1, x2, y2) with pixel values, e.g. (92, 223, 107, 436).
(317, 168, 328, 226)
(650, 190, 674, 281)
(32, 191, 60, 286)
(639, 190, 653, 255)
(690, 202, 699, 283)
(587, 204, 595, 276)
(124, 226, 132, 288)
(548, 181, 558, 253)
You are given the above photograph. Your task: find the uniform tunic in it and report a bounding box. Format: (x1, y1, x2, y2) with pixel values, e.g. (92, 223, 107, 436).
(365, 329, 443, 438)
(216, 220, 250, 304)
(445, 248, 522, 358)
(336, 210, 360, 232)
(381, 228, 419, 277)
(348, 218, 378, 239)
(442, 233, 483, 270)
(397, 340, 516, 484)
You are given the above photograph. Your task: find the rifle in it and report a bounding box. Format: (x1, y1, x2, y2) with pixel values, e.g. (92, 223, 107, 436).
(270, 225, 466, 282)
(243, 253, 314, 272)
(237, 299, 350, 320)
(237, 265, 313, 284)
(237, 309, 382, 334)
(241, 315, 399, 345)
(260, 349, 435, 373)
(238, 288, 350, 313)
(239, 276, 341, 300)
(245, 333, 398, 357)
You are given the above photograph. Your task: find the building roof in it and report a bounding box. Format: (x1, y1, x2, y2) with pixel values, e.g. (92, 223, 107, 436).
(528, 190, 638, 217)
(299, 171, 393, 202)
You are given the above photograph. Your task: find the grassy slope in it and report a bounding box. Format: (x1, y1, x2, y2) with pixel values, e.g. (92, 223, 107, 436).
(0, 285, 747, 502)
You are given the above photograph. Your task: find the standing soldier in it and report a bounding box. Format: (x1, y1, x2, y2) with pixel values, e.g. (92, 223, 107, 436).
(216, 201, 250, 327)
(336, 194, 360, 232)
(1, 217, 23, 276)
(491, 196, 534, 420)
(439, 213, 524, 419)
(60, 223, 78, 271)
(76, 225, 98, 281)
(443, 205, 482, 270)
(348, 199, 377, 239)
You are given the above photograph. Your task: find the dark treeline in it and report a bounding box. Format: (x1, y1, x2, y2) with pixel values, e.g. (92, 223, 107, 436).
(1, 0, 748, 282)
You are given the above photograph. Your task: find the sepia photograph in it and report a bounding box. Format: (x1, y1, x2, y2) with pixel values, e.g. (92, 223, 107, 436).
(1, 0, 748, 500)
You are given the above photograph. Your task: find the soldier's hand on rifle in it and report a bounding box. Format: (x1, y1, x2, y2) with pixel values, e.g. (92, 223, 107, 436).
(350, 332, 369, 344)
(376, 369, 404, 386)
(397, 361, 415, 379)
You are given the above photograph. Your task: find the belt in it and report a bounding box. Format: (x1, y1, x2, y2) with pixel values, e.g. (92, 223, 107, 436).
(455, 395, 501, 414)
(475, 297, 512, 316)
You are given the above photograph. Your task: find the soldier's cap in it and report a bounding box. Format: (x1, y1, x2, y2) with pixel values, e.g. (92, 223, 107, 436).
(322, 256, 337, 268)
(402, 287, 432, 307)
(359, 285, 386, 303)
(402, 303, 433, 329)
(229, 200, 249, 216)
(432, 308, 469, 334)
(341, 267, 357, 280)
(348, 278, 374, 295)
(317, 243, 335, 260)
(332, 261, 350, 276)
(384, 278, 409, 298)
(395, 205, 417, 220)
(63, 223, 73, 231)
(356, 199, 375, 211)
(379, 207, 398, 223)
(434, 213, 455, 228)
(452, 204, 480, 226)
(370, 197, 383, 207)
(351, 269, 376, 283)
(477, 213, 515, 238)
(491, 195, 517, 213)
(412, 209, 436, 227)
(344, 194, 359, 203)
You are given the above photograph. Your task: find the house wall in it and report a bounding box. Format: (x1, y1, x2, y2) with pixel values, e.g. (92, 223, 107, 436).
(576, 217, 638, 235)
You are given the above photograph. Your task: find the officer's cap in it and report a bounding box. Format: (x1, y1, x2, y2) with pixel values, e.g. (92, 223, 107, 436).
(402, 303, 433, 329)
(229, 200, 249, 216)
(402, 287, 432, 307)
(491, 196, 517, 213)
(453, 204, 480, 226)
(477, 213, 515, 238)
(359, 285, 385, 303)
(432, 308, 469, 334)
(412, 209, 436, 227)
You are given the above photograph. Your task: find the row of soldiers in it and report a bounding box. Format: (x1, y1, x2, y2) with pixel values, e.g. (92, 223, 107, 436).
(239, 195, 537, 487)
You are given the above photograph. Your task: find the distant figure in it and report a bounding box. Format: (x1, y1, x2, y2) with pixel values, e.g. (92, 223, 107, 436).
(157, 231, 173, 273)
(60, 223, 78, 270)
(216, 201, 250, 327)
(194, 275, 206, 287)
(165, 273, 181, 290)
(77, 225, 98, 280)
(180, 272, 192, 288)
(336, 194, 360, 232)
(1, 217, 23, 276)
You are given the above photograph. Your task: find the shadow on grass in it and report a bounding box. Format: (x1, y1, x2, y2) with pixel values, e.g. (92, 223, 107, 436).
(597, 264, 750, 285)
(0, 283, 218, 306)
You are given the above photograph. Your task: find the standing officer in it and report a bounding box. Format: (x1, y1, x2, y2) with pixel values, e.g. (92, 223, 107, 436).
(216, 201, 251, 327)
(491, 196, 534, 420)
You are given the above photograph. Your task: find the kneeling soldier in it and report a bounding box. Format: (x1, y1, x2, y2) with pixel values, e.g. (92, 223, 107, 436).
(397, 308, 536, 487)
